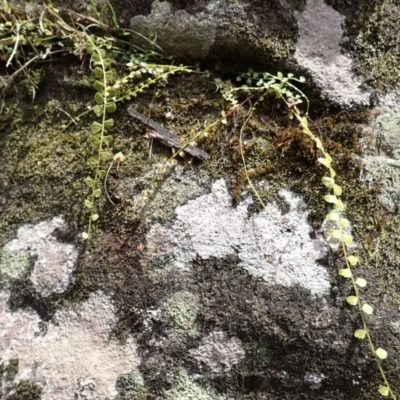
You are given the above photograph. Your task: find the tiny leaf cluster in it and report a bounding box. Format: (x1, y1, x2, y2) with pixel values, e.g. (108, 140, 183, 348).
(82, 37, 118, 240)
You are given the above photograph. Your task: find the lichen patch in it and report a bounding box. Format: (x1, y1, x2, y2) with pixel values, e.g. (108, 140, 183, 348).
(0, 291, 139, 400)
(294, 0, 370, 106)
(189, 330, 245, 373)
(2, 216, 78, 296)
(146, 179, 331, 297)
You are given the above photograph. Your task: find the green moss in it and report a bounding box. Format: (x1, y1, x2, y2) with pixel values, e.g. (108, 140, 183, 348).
(19, 68, 46, 101)
(6, 380, 42, 400)
(0, 86, 93, 247)
(351, 1, 400, 91)
(142, 166, 205, 223)
(256, 32, 296, 63)
(0, 359, 41, 400)
(4, 358, 19, 381)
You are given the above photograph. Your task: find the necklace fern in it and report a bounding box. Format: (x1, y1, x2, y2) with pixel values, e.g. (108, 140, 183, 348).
(217, 71, 395, 398)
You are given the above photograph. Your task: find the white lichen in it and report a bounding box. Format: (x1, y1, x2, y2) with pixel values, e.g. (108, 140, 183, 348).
(189, 330, 245, 373)
(0, 291, 139, 400)
(146, 179, 331, 297)
(294, 0, 370, 106)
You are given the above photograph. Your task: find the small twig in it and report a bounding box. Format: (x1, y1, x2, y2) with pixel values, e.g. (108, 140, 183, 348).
(123, 28, 165, 55)
(6, 21, 20, 68)
(1, 55, 39, 94)
(104, 160, 116, 206)
(55, 107, 78, 125)
(127, 107, 209, 160)
(148, 137, 154, 159)
(1, 49, 63, 96)
(39, 9, 46, 34)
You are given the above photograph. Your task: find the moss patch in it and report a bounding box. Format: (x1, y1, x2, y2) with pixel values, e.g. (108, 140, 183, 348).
(327, 0, 400, 92)
(0, 359, 42, 400)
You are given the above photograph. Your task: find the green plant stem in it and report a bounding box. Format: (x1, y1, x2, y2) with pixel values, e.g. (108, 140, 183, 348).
(85, 41, 108, 239)
(6, 21, 20, 68)
(104, 160, 116, 206)
(341, 242, 396, 399)
(238, 102, 266, 208)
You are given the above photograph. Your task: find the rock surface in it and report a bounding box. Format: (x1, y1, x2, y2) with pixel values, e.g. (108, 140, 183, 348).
(2, 0, 400, 399)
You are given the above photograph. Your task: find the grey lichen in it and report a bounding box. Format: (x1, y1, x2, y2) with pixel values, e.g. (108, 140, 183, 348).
(0, 291, 140, 400)
(373, 97, 400, 161)
(165, 374, 226, 400)
(161, 291, 198, 339)
(146, 179, 331, 297)
(0, 249, 28, 288)
(189, 330, 245, 373)
(138, 165, 207, 224)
